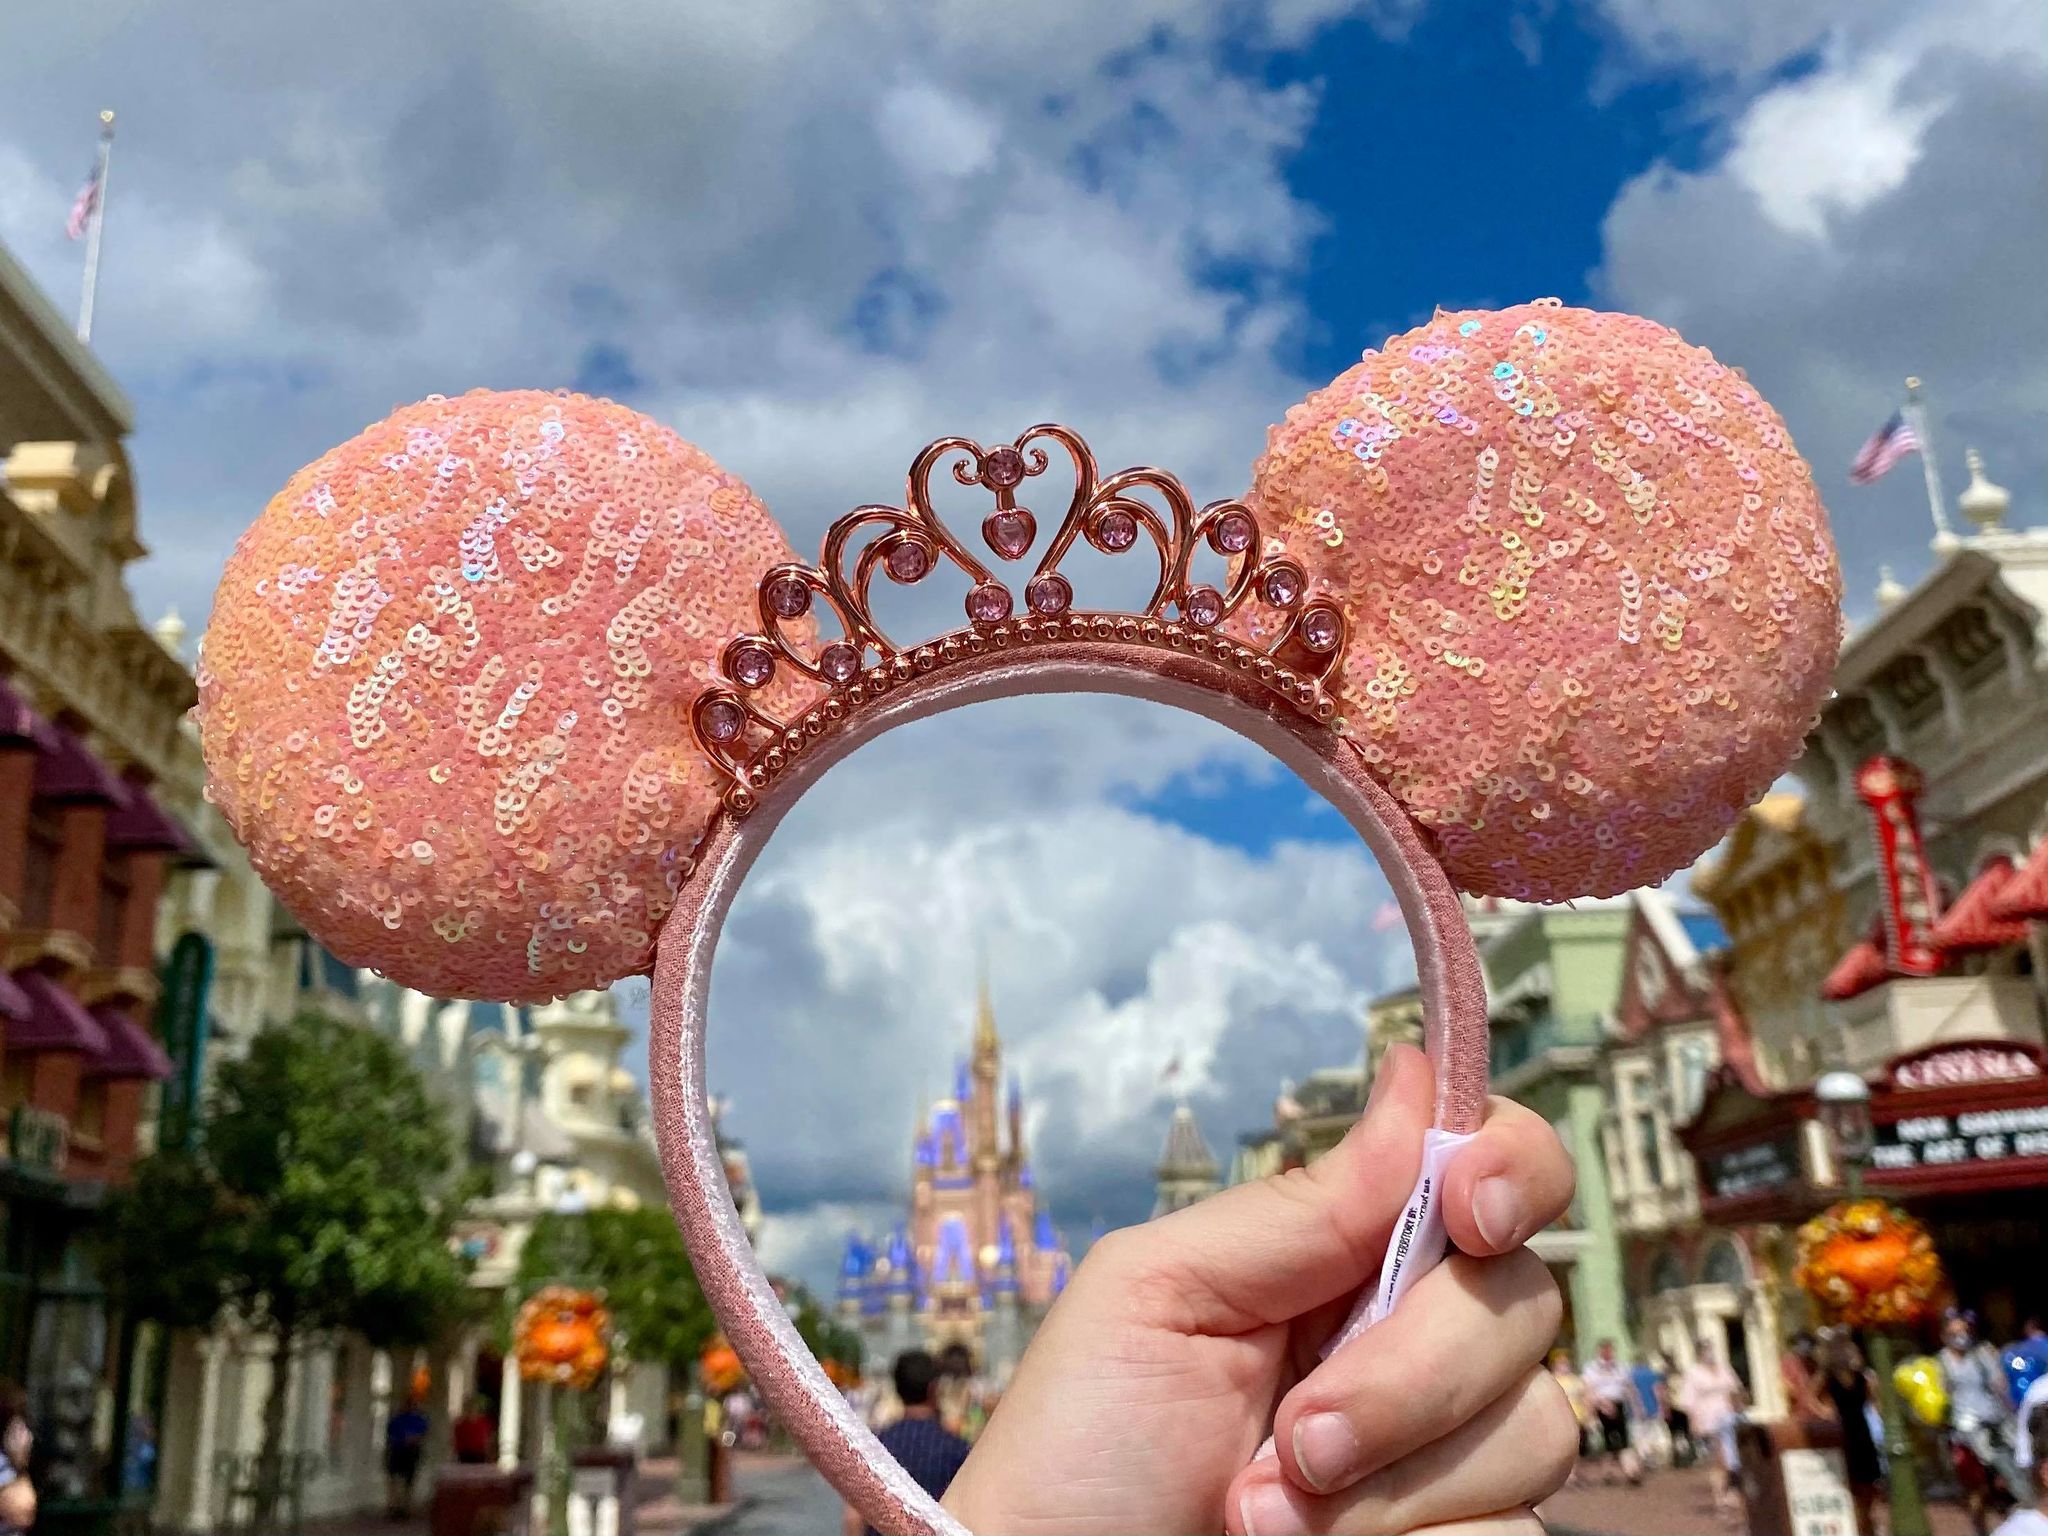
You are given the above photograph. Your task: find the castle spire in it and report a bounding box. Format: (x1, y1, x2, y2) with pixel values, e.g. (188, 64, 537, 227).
(973, 960, 999, 1065)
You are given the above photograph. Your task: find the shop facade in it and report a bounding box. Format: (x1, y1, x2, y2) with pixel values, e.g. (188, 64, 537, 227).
(1483, 899, 1632, 1360)
(1, 239, 207, 1523)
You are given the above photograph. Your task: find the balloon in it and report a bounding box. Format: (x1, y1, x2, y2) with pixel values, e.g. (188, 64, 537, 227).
(2005, 1342, 2048, 1407)
(1895, 1356, 1948, 1426)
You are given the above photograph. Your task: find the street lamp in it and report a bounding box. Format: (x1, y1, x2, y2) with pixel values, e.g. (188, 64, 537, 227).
(1814, 1070, 1930, 1536)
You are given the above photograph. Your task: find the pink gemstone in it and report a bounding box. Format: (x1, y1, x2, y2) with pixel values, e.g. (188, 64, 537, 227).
(765, 573, 811, 620)
(1094, 509, 1138, 552)
(819, 643, 861, 684)
(1261, 563, 1304, 607)
(985, 508, 1034, 560)
(1212, 511, 1255, 554)
(699, 698, 744, 743)
(1026, 573, 1073, 616)
(887, 541, 932, 583)
(983, 446, 1026, 489)
(730, 641, 776, 688)
(1301, 606, 1341, 652)
(1184, 585, 1224, 628)
(965, 583, 1014, 625)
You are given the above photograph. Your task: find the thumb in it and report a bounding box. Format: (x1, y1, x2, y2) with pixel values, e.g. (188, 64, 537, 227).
(1100, 1044, 1434, 1335)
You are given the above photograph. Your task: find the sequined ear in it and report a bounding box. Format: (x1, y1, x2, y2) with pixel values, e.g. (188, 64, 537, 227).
(197, 389, 811, 1002)
(1248, 302, 1843, 902)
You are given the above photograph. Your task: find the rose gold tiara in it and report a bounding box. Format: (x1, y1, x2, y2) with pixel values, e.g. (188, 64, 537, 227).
(688, 424, 1351, 816)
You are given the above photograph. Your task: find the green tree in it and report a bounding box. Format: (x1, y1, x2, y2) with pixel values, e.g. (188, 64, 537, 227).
(103, 1010, 474, 1524)
(515, 1207, 717, 1374)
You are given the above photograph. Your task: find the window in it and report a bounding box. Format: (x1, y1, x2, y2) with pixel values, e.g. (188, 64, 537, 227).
(1617, 1062, 1666, 1191)
(74, 1081, 106, 1144)
(1672, 1037, 1715, 1123)
(97, 853, 133, 967)
(20, 810, 60, 930)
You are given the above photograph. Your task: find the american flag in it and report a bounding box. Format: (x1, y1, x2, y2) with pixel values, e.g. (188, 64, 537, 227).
(66, 162, 102, 240)
(1849, 410, 1920, 485)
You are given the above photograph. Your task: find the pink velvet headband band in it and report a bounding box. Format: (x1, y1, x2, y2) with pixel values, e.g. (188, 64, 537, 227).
(195, 299, 1844, 1535)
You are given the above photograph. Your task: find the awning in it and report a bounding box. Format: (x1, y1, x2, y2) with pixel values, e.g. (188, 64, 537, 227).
(1822, 934, 1890, 1001)
(8, 971, 110, 1053)
(0, 968, 30, 1025)
(0, 675, 41, 745)
(1488, 961, 1553, 1017)
(104, 772, 201, 859)
(1989, 838, 2048, 924)
(30, 721, 124, 804)
(1932, 854, 2032, 953)
(85, 1004, 173, 1081)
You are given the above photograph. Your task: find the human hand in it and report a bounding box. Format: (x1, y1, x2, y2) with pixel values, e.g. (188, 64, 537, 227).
(941, 1044, 1578, 1536)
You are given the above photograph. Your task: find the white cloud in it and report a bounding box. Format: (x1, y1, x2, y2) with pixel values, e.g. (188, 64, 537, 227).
(1595, 0, 2048, 614)
(1722, 48, 1943, 241)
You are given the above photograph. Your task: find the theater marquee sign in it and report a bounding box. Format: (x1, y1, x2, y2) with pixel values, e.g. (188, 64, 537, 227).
(1685, 1041, 2048, 1219)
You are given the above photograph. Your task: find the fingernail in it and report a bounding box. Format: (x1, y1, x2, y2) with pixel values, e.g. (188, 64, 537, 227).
(1292, 1411, 1360, 1492)
(1241, 1480, 1308, 1536)
(1473, 1175, 1522, 1249)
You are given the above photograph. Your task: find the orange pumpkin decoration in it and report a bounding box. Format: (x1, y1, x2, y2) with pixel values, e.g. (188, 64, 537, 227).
(1794, 1200, 1946, 1330)
(700, 1338, 746, 1396)
(515, 1286, 611, 1390)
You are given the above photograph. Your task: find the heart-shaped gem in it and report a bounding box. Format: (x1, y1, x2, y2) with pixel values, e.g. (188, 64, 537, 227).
(983, 507, 1036, 560)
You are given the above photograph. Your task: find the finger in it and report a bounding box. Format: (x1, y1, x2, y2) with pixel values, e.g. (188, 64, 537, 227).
(1439, 1093, 1577, 1257)
(1092, 1044, 1435, 1335)
(1227, 1368, 1577, 1536)
(1272, 1248, 1563, 1495)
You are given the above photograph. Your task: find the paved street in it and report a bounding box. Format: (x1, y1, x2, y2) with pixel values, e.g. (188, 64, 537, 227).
(1539, 1462, 1982, 1536)
(701, 1453, 843, 1536)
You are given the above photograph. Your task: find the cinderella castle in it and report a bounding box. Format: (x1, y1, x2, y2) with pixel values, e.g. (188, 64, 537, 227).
(836, 979, 1074, 1381)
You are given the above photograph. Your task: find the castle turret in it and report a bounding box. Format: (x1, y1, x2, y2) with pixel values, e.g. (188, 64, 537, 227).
(1153, 1101, 1222, 1216)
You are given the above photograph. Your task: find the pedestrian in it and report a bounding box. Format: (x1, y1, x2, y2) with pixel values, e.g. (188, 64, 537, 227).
(1993, 1403, 2048, 1536)
(1549, 1349, 1591, 1484)
(1678, 1339, 1746, 1523)
(842, 1351, 970, 1536)
(1783, 1330, 1830, 1422)
(1943, 1308, 2025, 1528)
(0, 1383, 35, 1536)
(1662, 1353, 1697, 1467)
(1629, 1351, 1671, 1470)
(383, 1396, 430, 1518)
(1821, 1331, 1886, 1536)
(451, 1396, 494, 1465)
(1583, 1339, 1643, 1485)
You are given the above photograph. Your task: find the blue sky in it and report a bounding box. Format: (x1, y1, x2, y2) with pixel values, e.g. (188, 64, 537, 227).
(3, 0, 2043, 1289)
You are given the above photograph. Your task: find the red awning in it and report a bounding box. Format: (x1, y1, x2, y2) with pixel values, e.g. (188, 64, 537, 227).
(0, 967, 30, 1024)
(86, 1004, 173, 1081)
(1822, 935, 1891, 1001)
(104, 772, 200, 859)
(1931, 855, 2033, 953)
(1989, 839, 2048, 924)
(7, 971, 110, 1053)
(30, 721, 125, 804)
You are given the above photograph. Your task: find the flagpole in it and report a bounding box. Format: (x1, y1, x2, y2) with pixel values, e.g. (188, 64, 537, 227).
(1902, 376, 1955, 550)
(77, 109, 115, 346)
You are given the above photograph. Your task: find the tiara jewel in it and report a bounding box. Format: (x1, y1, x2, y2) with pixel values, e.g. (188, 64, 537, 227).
(691, 424, 1350, 815)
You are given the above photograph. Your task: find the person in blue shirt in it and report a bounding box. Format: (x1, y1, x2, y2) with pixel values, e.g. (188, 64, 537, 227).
(383, 1398, 431, 1518)
(1629, 1353, 1669, 1467)
(843, 1352, 970, 1536)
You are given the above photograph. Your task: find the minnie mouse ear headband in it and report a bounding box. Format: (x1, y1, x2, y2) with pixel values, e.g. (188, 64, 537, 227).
(198, 300, 1841, 1534)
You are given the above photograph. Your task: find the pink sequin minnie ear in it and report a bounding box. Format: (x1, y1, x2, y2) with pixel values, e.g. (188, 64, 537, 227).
(1248, 301, 1843, 902)
(196, 389, 810, 1002)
